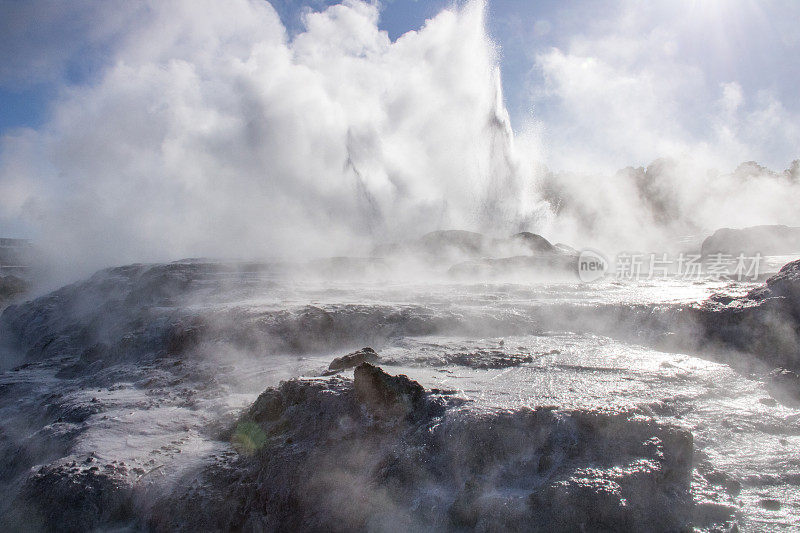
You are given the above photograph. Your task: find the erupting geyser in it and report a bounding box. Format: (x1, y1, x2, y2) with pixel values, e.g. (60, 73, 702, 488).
(2, 0, 800, 531)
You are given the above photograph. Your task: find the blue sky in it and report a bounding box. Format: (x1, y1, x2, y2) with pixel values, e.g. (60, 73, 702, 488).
(2, 0, 799, 169)
(2, 0, 800, 255)
(0, 1, 432, 130)
(0, 0, 449, 132)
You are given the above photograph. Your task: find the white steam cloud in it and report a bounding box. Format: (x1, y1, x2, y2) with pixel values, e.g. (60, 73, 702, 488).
(0, 0, 545, 276)
(1, 0, 800, 279)
(538, 159, 800, 254)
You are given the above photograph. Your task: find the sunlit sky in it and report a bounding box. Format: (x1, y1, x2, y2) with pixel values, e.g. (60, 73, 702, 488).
(1, 0, 799, 249)
(2, 0, 798, 168)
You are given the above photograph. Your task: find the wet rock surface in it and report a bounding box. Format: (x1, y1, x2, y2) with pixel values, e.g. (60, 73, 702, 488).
(3, 260, 800, 531)
(766, 368, 800, 403)
(150, 368, 694, 533)
(0, 337, 699, 533)
(760, 498, 782, 511)
(694, 259, 800, 370)
(384, 345, 539, 369)
(433, 349, 535, 369)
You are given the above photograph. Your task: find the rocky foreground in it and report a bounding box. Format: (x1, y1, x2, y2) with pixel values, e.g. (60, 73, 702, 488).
(153, 363, 698, 532)
(3, 361, 695, 532)
(2, 258, 800, 530)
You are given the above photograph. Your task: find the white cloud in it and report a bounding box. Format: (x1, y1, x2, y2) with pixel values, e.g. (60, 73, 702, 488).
(2, 0, 798, 272)
(529, 1, 800, 173)
(0, 0, 547, 277)
(525, 2, 800, 252)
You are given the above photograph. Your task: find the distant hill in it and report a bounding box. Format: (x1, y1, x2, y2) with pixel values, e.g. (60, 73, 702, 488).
(701, 226, 800, 256)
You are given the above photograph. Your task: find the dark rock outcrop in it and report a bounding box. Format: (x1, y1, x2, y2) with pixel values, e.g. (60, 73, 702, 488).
(326, 346, 379, 372)
(0, 274, 28, 308)
(701, 225, 800, 256)
(353, 362, 425, 418)
(511, 231, 557, 254)
(694, 259, 800, 369)
(766, 368, 800, 403)
(148, 368, 695, 532)
(373, 230, 571, 267)
(4, 460, 134, 532)
(0, 263, 464, 369)
(758, 258, 800, 305)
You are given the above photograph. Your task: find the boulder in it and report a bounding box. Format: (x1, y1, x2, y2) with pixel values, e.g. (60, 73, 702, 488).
(326, 346, 379, 372)
(510, 232, 557, 254)
(5, 460, 134, 532)
(701, 225, 800, 256)
(696, 259, 800, 369)
(353, 362, 425, 418)
(373, 230, 572, 266)
(760, 499, 782, 511)
(761, 259, 800, 309)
